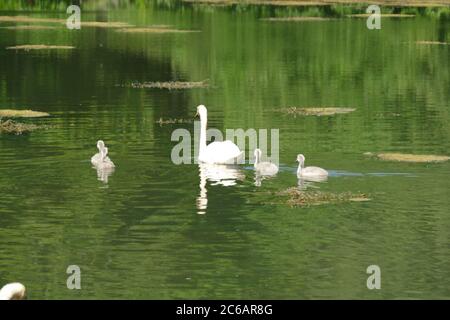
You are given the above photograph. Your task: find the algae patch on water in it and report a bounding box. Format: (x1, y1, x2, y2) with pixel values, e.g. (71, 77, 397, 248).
(364, 152, 450, 163)
(0, 15, 63, 23)
(6, 44, 75, 50)
(0, 16, 131, 28)
(183, 0, 329, 6)
(156, 118, 193, 125)
(0, 120, 45, 135)
(274, 187, 370, 207)
(0, 109, 50, 118)
(277, 107, 356, 116)
(116, 27, 199, 34)
(348, 14, 415, 18)
(0, 110, 49, 134)
(416, 41, 449, 45)
(261, 17, 332, 22)
(128, 80, 209, 90)
(0, 25, 57, 30)
(80, 21, 131, 28)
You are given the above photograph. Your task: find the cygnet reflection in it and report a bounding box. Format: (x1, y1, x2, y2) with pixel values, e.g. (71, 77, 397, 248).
(254, 173, 278, 187)
(95, 165, 115, 184)
(297, 175, 328, 190)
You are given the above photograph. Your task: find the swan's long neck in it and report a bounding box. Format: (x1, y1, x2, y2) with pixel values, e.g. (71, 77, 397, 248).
(97, 142, 105, 153)
(101, 148, 108, 162)
(254, 152, 260, 167)
(199, 112, 207, 157)
(297, 162, 303, 175)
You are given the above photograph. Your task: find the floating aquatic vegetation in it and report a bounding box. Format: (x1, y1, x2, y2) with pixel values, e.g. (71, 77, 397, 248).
(347, 14, 415, 18)
(128, 80, 209, 90)
(416, 41, 449, 45)
(116, 27, 199, 34)
(261, 17, 333, 22)
(0, 16, 131, 28)
(0, 109, 50, 118)
(375, 112, 401, 118)
(184, 0, 450, 11)
(277, 107, 356, 116)
(80, 21, 131, 28)
(183, 0, 328, 6)
(0, 119, 44, 135)
(156, 118, 193, 125)
(149, 25, 173, 29)
(0, 15, 63, 23)
(6, 44, 75, 50)
(0, 109, 50, 134)
(364, 152, 450, 163)
(274, 187, 370, 207)
(0, 25, 57, 30)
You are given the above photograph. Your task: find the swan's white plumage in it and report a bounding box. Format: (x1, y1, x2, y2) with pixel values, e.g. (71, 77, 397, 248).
(299, 174, 328, 183)
(254, 149, 278, 176)
(96, 147, 115, 169)
(0, 283, 26, 300)
(299, 166, 328, 177)
(199, 140, 242, 164)
(91, 153, 102, 165)
(196, 105, 242, 164)
(296, 154, 328, 177)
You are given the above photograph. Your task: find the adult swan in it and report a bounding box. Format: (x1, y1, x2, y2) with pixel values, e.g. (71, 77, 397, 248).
(0, 283, 26, 300)
(196, 105, 243, 164)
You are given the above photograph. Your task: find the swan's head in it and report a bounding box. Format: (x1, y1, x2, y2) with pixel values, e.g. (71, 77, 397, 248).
(296, 154, 305, 165)
(195, 105, 207, 118)
(97, 140, 105, 151)
(254, 148, 262, 159)
(0, 283, 26, 300)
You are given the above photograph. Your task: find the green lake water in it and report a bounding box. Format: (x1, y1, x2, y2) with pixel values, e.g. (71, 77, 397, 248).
(0, 3, 449, 299)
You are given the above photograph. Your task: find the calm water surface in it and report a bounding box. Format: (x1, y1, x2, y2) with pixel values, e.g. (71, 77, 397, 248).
(0, 5, 449, 299)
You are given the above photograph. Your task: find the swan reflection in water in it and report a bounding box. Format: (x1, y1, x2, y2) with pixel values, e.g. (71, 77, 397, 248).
(254, 173, 278, 187)
(95, 166, 115, 184)
(197, 163, 245, 214)
(297, 175, 328, 190)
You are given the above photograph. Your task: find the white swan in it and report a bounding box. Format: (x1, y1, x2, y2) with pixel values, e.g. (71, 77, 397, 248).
(96, 147, 115, 169)
(196, 105, 243, 164)
(0, 283, 26, 300)
(254, 149, 278, 176)
(296, 154, 328, 177)
(91, 140, 106, 165)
